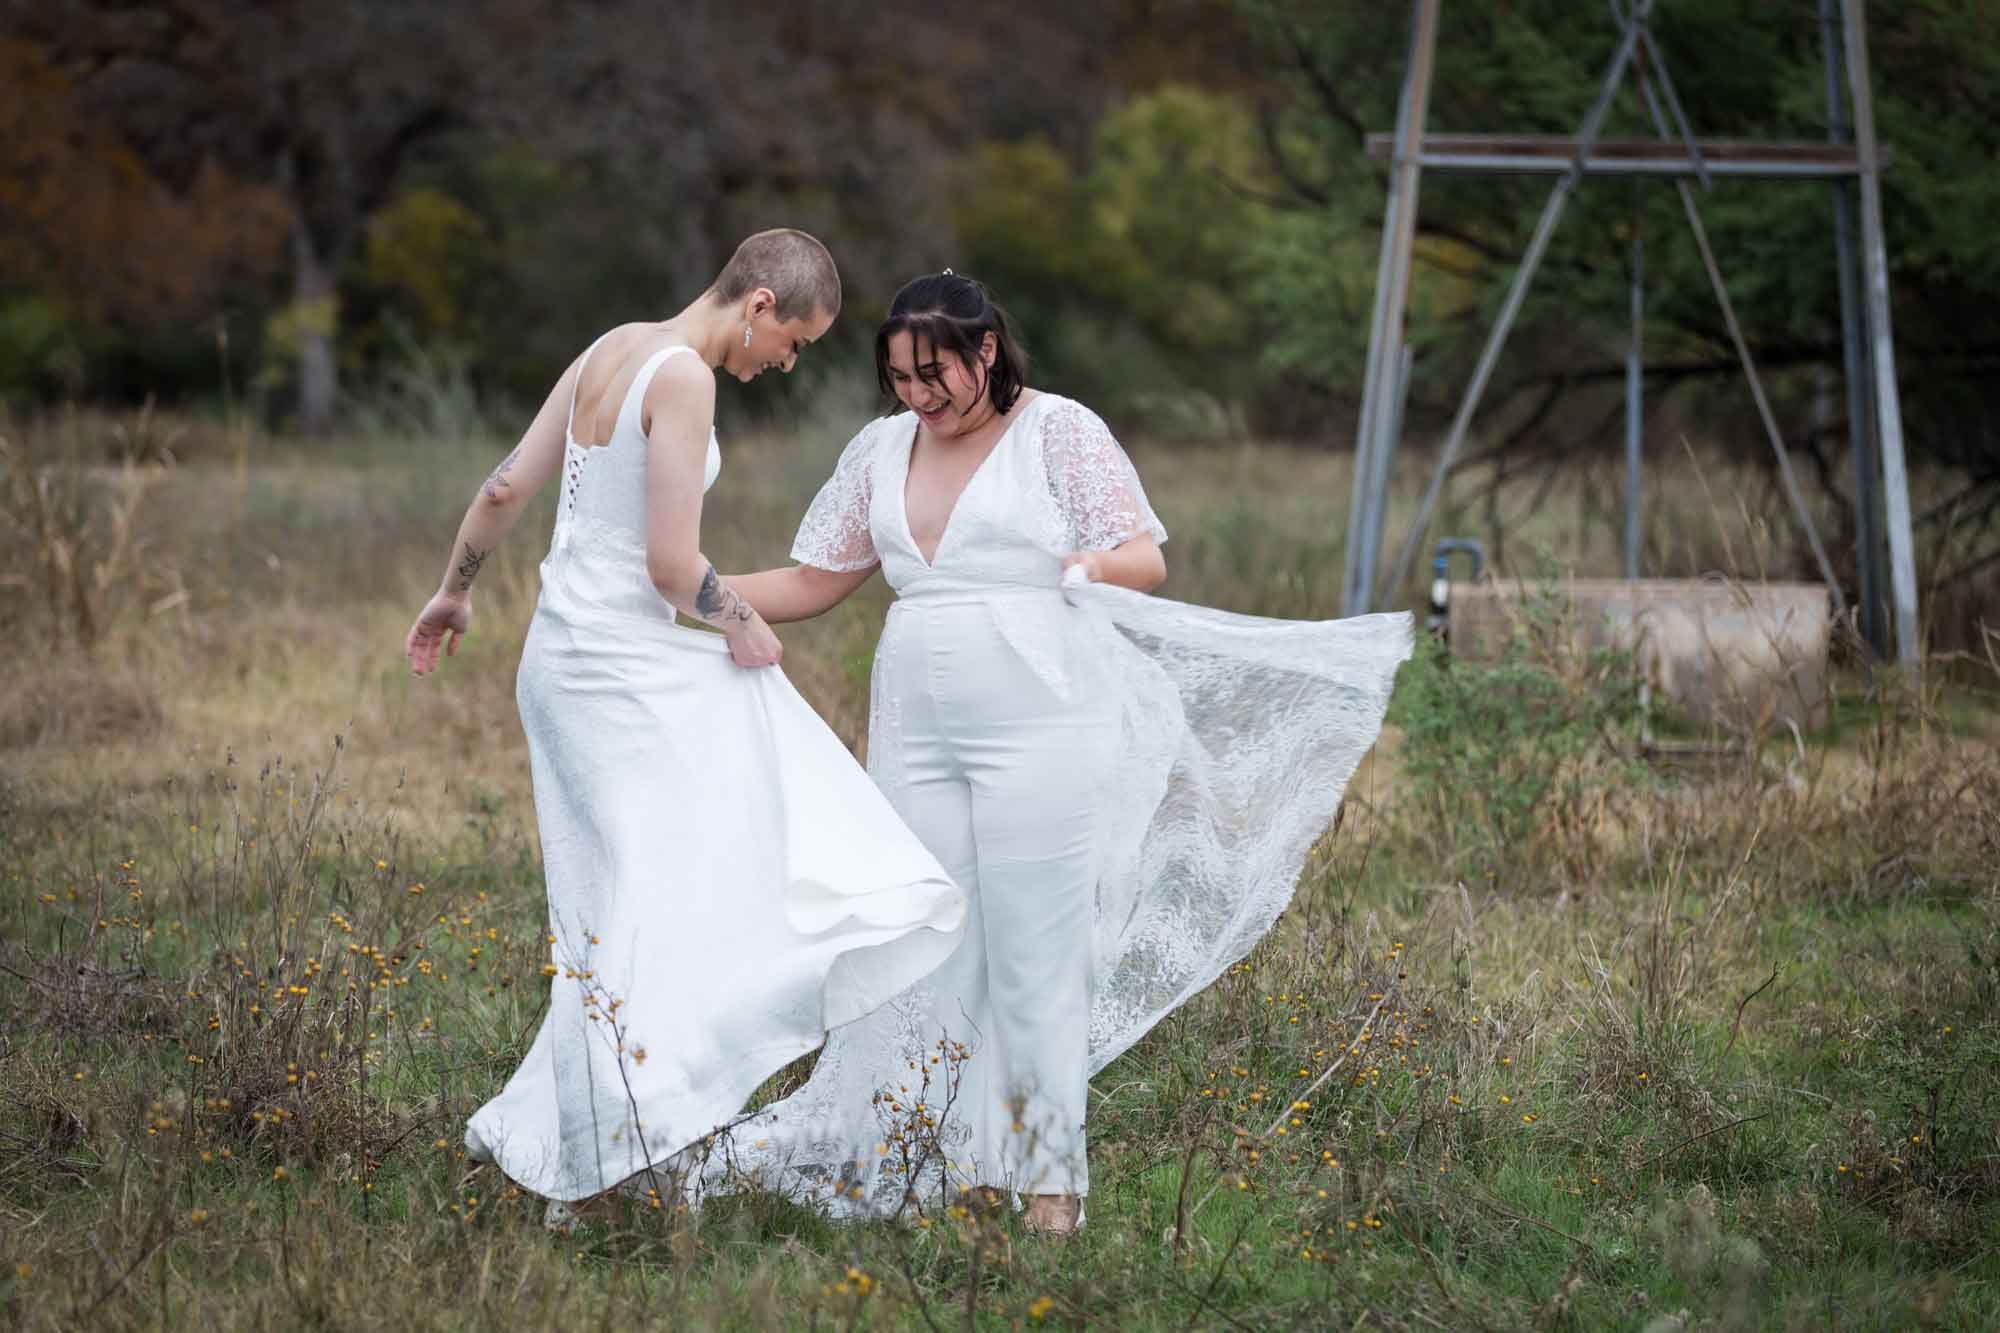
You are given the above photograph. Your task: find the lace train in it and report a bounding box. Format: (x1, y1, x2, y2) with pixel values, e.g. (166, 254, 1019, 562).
(690, 587, 1413, 1217)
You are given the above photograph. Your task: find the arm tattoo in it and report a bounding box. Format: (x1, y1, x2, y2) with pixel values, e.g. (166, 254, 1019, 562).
(455, 543, 490, 592)
(479, 446, 523, 502)
(694, 564, 754, 625)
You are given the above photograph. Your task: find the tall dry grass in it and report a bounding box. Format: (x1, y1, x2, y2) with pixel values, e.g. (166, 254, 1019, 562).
(1, 403, 1996, 1328)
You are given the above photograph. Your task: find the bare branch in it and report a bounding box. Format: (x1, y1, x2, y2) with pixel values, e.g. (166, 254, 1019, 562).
(1276, 18, 1367, 145)
(1252, 102, 1331, 207)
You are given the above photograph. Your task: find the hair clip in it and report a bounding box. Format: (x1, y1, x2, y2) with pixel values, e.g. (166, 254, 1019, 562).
(941, 267, 955, 277)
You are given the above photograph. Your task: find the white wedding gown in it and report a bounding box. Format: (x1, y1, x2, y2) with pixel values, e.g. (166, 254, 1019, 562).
(692, 393, 1413, 1217)
(464, 341, 967, 1203)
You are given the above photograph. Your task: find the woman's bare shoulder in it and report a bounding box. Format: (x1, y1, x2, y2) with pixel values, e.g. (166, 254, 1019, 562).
(571, 324, 711, 442)
(578, 321, 646, 364)
(571, 323, 650, 392)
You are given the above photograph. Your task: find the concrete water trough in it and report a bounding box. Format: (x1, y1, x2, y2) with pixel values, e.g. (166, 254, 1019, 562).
(1444, 578, 1834, 732)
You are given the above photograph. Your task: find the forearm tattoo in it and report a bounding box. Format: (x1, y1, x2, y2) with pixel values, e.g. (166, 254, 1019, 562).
(455, 543, 490, 593)
(694, 564, 754, 626)
(479, 446, 522, 502)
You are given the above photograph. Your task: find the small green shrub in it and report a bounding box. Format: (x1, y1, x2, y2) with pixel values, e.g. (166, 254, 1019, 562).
(1388, 594, 1645, 885)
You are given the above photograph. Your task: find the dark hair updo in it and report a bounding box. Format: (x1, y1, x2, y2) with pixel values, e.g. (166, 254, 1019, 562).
(874, 272, 1031, 416)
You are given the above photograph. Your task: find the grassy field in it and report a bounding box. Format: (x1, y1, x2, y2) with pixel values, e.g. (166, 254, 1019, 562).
(2, 405, 1997, 1330)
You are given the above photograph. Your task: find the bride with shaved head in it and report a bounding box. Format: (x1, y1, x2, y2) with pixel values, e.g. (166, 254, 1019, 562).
(403, 231, 967, 1227)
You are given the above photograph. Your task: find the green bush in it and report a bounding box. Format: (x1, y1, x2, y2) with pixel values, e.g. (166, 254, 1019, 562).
(0, 297, 88, 404)
(1388, 596, 1645, 883)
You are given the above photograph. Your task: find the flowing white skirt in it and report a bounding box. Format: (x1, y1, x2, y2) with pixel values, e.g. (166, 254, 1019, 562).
(465, 586, 967, 1202)
(693, 582, 1413, 1217)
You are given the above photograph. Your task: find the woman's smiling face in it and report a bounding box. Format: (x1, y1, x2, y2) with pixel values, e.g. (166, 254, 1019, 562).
(882, 328, 998, 436)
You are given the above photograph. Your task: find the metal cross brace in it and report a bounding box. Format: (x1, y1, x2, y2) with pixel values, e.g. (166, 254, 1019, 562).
(1374, 0, 1846, 612)
(1376, 0, 1652, 604)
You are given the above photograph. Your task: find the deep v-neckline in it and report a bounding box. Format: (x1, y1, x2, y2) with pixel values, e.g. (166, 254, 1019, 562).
(901, 394, 1039, 569)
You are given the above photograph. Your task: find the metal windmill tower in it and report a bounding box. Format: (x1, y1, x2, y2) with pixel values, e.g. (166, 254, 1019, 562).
(1342, 0, 1918, 673)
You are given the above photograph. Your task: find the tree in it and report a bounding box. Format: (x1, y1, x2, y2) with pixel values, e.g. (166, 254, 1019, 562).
(7, 0, 1146, 426)
(956, 89, 1285, 419)
(10, 1, 516, 430)
(1222, 0, 2000, 483)
(0, 38, 287, 399)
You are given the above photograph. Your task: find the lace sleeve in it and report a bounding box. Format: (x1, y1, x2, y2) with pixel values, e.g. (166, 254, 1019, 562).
(790, 420, 883, 571)
(1041, 398, 1169, 552)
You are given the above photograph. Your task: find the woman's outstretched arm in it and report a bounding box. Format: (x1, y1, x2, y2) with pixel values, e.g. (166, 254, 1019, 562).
(727, 563, 877, 624)
(732, 418, 884, 623)
(404, 357, 580, 675)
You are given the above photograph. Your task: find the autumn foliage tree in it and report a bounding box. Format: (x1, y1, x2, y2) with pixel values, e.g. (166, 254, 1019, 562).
(0, 37, 286, 397)
(5, 0, 1144, 427)
(10, 1, 506, 430)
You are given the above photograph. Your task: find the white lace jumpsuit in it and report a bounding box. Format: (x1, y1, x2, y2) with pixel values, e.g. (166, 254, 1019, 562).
(726, 393, 1414, 1216)
(799, 393, 1158, 1198)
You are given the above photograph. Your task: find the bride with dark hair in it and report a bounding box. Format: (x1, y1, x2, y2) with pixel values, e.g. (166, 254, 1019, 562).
(724, 270, 1413, 1234)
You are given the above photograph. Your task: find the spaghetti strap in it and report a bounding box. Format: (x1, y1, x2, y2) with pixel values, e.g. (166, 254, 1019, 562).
(565, 333, 611, 444)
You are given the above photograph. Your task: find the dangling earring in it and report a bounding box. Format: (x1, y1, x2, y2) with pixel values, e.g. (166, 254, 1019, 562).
(743, 324, 753, 348)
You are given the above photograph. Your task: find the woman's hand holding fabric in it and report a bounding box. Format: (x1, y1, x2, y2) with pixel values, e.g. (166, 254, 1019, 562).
(688, 562, 783, 668)
(1061, 552, 1106, 584)
(723, 612, 784, 668)
(1061, 537, 1166, 595)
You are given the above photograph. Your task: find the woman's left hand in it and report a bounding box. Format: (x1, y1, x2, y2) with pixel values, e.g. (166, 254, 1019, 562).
(1061, 538, 1166, 595)
(1061, 552, 1106, 584)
